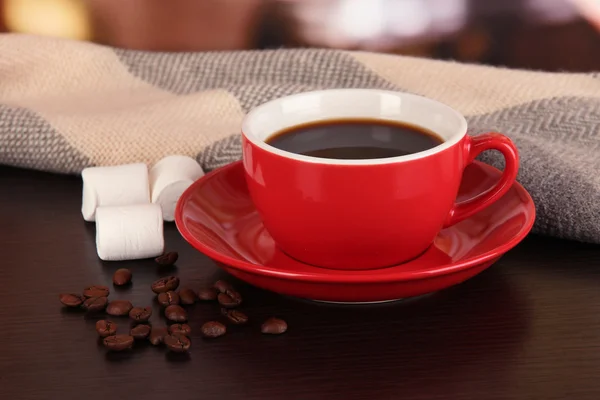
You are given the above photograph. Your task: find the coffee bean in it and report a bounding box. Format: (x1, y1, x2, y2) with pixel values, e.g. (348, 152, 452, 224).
(261, 317, 287, 335)
(95, 320, 117, 337)
(226, 289, 242, 305)
(112, 268, 132, 286)
(201, 321, 226, 338)
(155, 251, 178, 266)
(168, 324, 191, 336)
(213, 280, 233, 293)
(151, 276, 180, 294)
(164, 305, 187, 322)
(59, 293, 84, 307)
(221, 309, 249, 325)
(149, 327, 168, 345)
(82, 296, 108, 312)
(197, 287, 218, 301)
(103, 334, 134, 351)
(82, 285, 109, 298)
(164, 333, 191, 353)
(178, 288, 197, 305)
(130, 324, 151, 340)
(129, 306, 152, 322)
(157, 291, 179, 307)
(106, 300, 133, 316)
(218, 292, 241, 308)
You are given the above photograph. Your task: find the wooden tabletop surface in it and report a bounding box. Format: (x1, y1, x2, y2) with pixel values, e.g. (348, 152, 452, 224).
(2, 165, 600, 400)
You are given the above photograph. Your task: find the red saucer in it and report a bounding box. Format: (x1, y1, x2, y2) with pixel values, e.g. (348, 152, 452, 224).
(175, 160, 535, 302)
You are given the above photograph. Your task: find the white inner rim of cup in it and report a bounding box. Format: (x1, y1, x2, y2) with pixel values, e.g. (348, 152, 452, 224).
(242, 89, 468, 165)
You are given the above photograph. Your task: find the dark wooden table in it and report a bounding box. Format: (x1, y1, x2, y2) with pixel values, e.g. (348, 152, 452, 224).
(2, 165, 600, 400)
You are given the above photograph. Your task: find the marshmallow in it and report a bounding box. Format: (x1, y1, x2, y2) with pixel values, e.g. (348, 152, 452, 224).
(149, 155, 204, 221)
(81, 163, 150, 221)
(95, 204, 164, 261)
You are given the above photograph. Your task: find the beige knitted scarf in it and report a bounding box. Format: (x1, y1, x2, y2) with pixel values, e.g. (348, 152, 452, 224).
(0, 33, 599, 243)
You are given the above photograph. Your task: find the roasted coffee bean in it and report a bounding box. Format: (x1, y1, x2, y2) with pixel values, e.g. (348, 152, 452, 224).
(168, 323, 192, 336)
(59, 293, 84, 307)
(178, 288, 197, 305)
(213, 280, 233, 293)
(155, 251, 178, 266)
(95, 320, 117, 337)
(112, 268, 132, 286)
(201, 321, 226, 338)
(164, 305, 187, 322)
(157, 291, 179, 307)
(82, 296, 108, 312)
(164, 333, 191, 353)
(106, 300, 133, 316)
(221, 309, 249, 325)
(197, 287, 218, 301)
(149, 327, 168, 345)
(129, 306, 152, 322)
(82, 285, 109, 298)
(261, 317, 288, 335)
(218, 292, 242, 308)
(130, 324, 151, 340)
(103, 334, 134, 351)
(226, 289, 242, 304)
(151, 276, 180, 294)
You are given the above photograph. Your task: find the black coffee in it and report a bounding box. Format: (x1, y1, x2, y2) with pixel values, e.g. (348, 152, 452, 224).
(266, 118, 443, 160)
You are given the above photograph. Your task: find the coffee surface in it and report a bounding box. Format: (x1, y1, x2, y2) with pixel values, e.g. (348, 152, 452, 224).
(266, 118, 443, 160)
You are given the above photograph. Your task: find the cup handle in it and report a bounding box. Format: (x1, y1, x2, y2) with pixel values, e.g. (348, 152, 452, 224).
(443, 132, 519, 227)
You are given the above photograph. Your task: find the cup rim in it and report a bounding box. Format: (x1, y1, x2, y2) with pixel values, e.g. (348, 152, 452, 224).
(241, 89, 468, 166)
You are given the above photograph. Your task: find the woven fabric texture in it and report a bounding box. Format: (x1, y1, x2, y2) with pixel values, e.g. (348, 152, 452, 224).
(1, 34, 599, 243)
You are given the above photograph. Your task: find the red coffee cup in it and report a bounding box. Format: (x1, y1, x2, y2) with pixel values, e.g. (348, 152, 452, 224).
(242, 89, 518, 270)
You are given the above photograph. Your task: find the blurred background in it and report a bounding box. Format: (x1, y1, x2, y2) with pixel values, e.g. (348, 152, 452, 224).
(0, 0, 599, 71)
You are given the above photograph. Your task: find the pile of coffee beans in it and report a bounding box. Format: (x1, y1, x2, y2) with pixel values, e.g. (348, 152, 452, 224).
(59, 252, 287, 355)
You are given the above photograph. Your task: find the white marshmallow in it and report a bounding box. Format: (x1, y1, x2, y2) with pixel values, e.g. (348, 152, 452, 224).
(149, 155, 204, 221)
(95, 204, 164, 261)
(81, 163, 150, 221)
